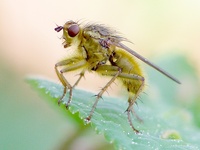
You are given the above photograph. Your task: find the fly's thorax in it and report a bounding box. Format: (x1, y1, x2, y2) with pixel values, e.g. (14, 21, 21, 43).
(81, 32, 113, 67)
(81, 39, 110, 70)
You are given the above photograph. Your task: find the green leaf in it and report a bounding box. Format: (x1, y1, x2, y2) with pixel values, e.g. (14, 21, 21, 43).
(27, 54, 200, 150)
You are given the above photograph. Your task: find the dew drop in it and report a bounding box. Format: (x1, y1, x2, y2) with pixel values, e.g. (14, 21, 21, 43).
(54, 94, 59, 98)
(147, 141, 151, 146)
(131, 140, 138, 145)
(39, 85, 44, 89)
(109, 140, 114, 144)
(157, 124, 161, 128)
(45, 91, 49, 94)
(62, 101, 67, 105)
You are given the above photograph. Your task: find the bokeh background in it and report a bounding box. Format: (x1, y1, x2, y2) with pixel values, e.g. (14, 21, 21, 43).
(1, 0, 200, 150)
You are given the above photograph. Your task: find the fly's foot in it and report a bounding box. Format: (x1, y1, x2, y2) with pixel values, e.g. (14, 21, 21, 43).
(132, 127, 140, 134)
(84, 116, 91, 124)
(57, 92, 66, 106)
(57, 86, 68, 106)
(127, 109, 140, 134)
(65, 100, 71, 110)
(65, 88, 73, 109)
(130, 109, 143, 123)
(57, 98, 63, 106)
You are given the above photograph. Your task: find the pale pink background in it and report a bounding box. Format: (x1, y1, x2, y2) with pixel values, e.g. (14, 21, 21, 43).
(1, 0, 200, 94)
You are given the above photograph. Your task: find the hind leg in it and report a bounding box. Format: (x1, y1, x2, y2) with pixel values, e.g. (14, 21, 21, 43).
(93, 65, 145, 132)
(126, 78, 145, 133)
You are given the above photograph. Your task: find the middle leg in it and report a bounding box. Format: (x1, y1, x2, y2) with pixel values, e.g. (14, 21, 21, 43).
(85, 65, 122, 121)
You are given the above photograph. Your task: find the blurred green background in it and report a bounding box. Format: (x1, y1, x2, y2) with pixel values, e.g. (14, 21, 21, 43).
(0, 0, 200, 150)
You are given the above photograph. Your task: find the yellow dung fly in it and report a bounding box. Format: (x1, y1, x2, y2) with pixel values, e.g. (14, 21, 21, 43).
(54, 20, 181, 133)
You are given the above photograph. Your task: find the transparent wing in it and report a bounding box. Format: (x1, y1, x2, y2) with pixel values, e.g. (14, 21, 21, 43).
(113, 42, 181, 84)
(82, 23, 180, 84)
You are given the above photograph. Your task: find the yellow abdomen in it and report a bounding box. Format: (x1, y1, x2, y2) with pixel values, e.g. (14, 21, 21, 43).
(113, 49, 144, 94)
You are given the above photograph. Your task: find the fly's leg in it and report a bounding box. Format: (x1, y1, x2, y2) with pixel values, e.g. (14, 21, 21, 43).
(59, 72, 73, 107)
(94, 65, 145, 133)
(55, 60, 70, 105)
(72, 71, 85, 88)
(55, 59, 87, 107)
(125, 76, 144, 133)
(127, 108, 139, 133)
(131, 108, 143, 123)
(85, 65, 122, 121)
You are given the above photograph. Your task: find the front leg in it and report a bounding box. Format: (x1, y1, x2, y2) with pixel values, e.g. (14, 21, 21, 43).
(55, 59, 87, 107)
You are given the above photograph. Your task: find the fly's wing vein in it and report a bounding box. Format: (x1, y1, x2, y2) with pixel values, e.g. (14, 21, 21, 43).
(83, 24, 180, 84)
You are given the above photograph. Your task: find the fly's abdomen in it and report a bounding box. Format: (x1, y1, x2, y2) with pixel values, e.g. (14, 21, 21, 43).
(112, 49, 145, 94)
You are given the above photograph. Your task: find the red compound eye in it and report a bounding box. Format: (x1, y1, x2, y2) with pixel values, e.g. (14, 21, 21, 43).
(67, 24, 80, 37)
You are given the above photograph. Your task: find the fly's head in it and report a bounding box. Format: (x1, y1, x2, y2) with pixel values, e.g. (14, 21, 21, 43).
(55, 21, 82, 48)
